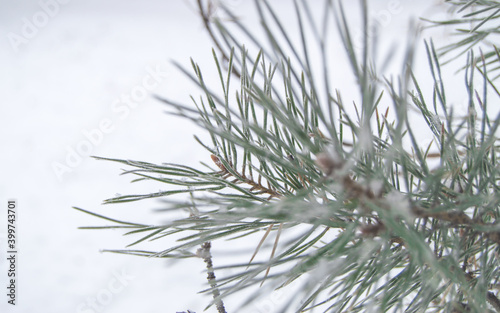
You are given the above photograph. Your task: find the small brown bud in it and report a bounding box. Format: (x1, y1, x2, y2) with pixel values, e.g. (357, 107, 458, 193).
(315, 152, 343, 176)
(211, 154, 228, 172)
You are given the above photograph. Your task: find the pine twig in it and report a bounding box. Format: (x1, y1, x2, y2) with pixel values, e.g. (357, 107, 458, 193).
(487, 292, 500, 313)
(197, 242, 227, 313)
(211, 154, 282, 199)
(463, 266, 500, 313)
(212, 153, 285, 286)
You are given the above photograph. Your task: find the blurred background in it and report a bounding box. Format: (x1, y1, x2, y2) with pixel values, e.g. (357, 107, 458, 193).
(0, 0, 456, 312)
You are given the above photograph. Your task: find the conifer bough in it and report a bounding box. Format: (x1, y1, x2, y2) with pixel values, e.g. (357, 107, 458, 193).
(75, 0, 500, 312)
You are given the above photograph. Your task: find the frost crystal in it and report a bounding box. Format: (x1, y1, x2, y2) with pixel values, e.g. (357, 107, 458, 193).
(368, 179, 384, 196)
(359, 127, 373, 151)
(386, 190, 414, 223)
(430, 113, 442, 130)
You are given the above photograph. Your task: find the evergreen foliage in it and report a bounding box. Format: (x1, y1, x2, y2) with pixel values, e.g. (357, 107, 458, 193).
(74, 1, 500, 312)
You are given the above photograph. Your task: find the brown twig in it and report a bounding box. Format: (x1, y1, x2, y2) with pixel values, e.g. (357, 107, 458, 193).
(461, 268, 500, 313)
(211, 154, 282, 199)
(487, 292, 500, 313)
(411, 206, 500, 246)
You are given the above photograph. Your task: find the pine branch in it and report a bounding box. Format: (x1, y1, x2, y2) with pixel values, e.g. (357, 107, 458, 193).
(76, 0, 500, 311)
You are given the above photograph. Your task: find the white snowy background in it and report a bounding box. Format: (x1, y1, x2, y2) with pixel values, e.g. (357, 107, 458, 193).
(0, 1, 463, 312)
